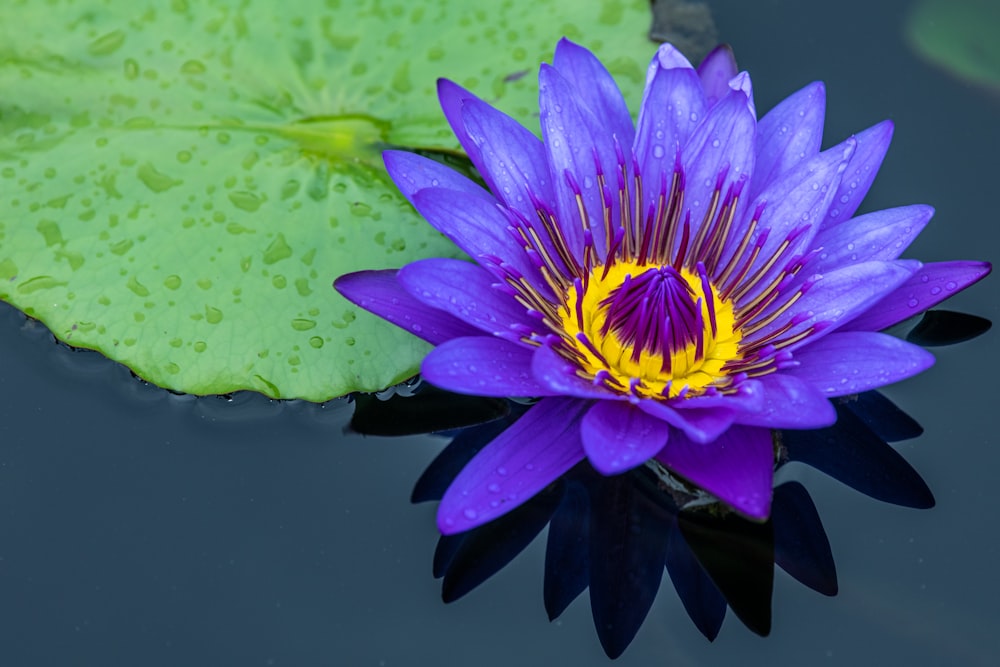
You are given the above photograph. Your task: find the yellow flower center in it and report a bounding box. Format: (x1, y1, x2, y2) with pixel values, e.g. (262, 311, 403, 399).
(557, 260, 743, 398)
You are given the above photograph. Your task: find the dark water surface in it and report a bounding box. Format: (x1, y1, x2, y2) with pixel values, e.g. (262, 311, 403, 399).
(1, 1, 997, 665)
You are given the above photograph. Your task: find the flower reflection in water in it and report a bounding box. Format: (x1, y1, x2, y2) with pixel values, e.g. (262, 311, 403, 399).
(410, 395, 913, 657)
(351, 311, 989, 658)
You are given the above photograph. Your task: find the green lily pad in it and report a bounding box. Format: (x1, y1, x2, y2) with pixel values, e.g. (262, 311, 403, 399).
(905, 0, 1000, 92)
(0, 0, 654, 399)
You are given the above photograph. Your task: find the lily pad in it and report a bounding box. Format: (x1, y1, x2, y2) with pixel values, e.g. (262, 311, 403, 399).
(905, 0, 1000, 92)
(0, 0, 654, 399)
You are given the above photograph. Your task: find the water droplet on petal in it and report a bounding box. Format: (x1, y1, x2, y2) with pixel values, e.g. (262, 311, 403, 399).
(463, 508, 478, 520)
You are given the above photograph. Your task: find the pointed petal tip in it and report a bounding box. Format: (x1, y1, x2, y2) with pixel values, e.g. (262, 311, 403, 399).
(655, 42, 694, 71)
(333, 268, 395, 301)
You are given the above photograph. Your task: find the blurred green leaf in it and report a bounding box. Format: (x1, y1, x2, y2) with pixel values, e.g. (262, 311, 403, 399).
(0, 0, 654, 399)
(905, 0, 1000, 92)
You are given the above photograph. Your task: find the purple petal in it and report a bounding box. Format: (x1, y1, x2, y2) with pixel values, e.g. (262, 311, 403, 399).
(728, 71, 756, 118)
(397, 258, 532, 336)
(422, 337, 556, 398)
(697, 44, 738, 108)
(437, 78, 498, 194)
(785, 331, 935, 397)
(531, 344, 622, 400)
(655, 424, 774, 519)
(334, 270, 480, 344)
(437, 396, 588, 534)
(747, 260, 919, 348)
(538, 63, 620, 261)
(461, 98, 555, 221)
(679, 85, 756, 252)
(410, 188, 543, 289)
(749, 81, 825, 199)
(553, 37, 635, 148)
(673, 379, 765, 414)
(383, 150, 491, 206)
(638, 399, 737, 444)
(634, 45, 707, 197)
(723, 137, 854, 295)
(805, 205, 933, 274)
(736, 373, 836, 429)
(842, 260, 992, 332)
(581, 401, 670, 474)
(818, 120, 894, 229)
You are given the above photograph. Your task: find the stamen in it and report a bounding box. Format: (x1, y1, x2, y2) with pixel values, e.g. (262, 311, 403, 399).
(575, 332, 611, 367)
(688, 166, 728, 267)
(729, 224, 810, 303)
(702, 181, 743, 273)
(720, 226, 768, 301)
(741, 275, 819, 335)
(715, 202, 765, 287)
(697, 261, 717, 336)
(573, 277, 586, 329)
(672, 213, 691, 270)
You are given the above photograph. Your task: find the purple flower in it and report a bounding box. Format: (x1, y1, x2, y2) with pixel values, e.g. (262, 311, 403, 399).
(336, 39, 990, 531)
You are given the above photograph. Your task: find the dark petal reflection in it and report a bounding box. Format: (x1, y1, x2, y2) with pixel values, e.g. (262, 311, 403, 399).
(905, 309, 992, 347)
(374, 384, 941, 657)
(438, 481, 563, 603)
(678, 507, 774, 637)
(772, 482, 837, 596)
(665, 518, 727, 641)
(842, 390, 923, 442)
(783, 397, 935, 509)
(588, 469, 671, 659)
(543, 480, 590, 621)
(350, 383, 509, 436)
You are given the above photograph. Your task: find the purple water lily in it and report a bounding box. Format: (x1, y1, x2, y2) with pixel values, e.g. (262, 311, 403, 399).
(336, 39, 990, 531)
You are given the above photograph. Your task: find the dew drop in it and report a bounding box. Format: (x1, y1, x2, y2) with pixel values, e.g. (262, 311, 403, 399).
(463, 508, 478, 520)
(945, 281, 956, 290)
(496, 466, 508, 476)
(487, 483, 500, 493)
(652, 145, 665, 159)
(907, 298, 919, 308)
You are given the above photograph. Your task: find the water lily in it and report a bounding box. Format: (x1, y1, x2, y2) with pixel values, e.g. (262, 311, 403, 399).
(336, 39, 990, 531)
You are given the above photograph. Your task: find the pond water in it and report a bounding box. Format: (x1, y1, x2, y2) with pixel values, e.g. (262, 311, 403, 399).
(0, 0, 996, 665)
